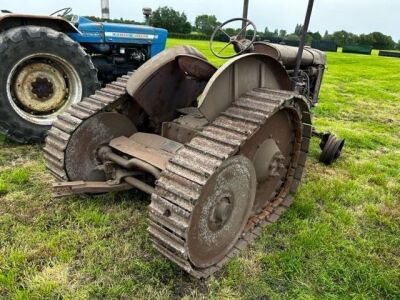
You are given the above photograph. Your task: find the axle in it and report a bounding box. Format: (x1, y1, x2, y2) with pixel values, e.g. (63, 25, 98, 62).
(52, 132, 183, 198)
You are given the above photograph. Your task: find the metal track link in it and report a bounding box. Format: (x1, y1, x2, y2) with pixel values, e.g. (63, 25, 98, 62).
(149, 88, 311, 278)
(44, 76, 132, 181)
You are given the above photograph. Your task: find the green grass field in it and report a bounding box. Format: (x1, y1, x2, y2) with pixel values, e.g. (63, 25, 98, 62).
(0, 39, 399, 299)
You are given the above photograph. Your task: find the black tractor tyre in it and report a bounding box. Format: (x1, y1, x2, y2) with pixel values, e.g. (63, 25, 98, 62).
(0, 26, 99, 143)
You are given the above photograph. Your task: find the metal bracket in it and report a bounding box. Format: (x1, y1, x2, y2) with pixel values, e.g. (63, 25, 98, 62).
(52, 168, 140, 198)
(52, 181, 133, 198)
(107, 169, 140, 185)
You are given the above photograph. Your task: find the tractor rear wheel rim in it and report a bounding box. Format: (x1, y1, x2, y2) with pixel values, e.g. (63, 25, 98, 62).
(6, 53, 83, 126)
(187, 156, 257, 268)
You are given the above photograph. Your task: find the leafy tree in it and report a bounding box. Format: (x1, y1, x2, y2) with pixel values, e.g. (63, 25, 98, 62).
(273, 29, 279, 37)
(323, 30, 333, 41)
(245, 29, 258, 40)
(264, 32, 276, 39)
(305, 32, 313, 44)
(195, 15, 219, 35)
(279, 29, 287, 38)
(149, 6, 191, 33)
(246, 29, 255, 36)
(285, 34, 299, 41)
(310, 31, 322, 41)
(396, 41, 400, 50)
(225, 28, 237, 36)
(359, 32, 395, 49)
(332, 30, 358, 46)
(294, 24, 302, 36)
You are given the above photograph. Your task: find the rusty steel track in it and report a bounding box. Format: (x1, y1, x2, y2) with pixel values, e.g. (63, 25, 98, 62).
(149, 88, 312, 278)
(44, 77, 311, 278)
(44, 73, 133, 181)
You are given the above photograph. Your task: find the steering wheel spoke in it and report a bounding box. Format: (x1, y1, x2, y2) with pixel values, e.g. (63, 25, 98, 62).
(50, 7, 72, 17)
(217, 41, 233, 55)
(219, 28, 233, 40)
(236, 22, 251, 39)
(210, 18, 257, 59)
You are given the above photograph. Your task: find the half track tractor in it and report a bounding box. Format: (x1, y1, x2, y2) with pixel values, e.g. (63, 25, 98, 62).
(0, 4, 167, 143)
(45, 0, 344, 278)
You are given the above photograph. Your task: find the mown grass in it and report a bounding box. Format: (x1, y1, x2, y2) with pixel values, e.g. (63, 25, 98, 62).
(0, 39, 399, 299)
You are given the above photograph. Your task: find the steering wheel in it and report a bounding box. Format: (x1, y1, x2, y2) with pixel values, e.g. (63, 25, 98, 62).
(210, 18, 257, 59)
(50, 7, 72, 17)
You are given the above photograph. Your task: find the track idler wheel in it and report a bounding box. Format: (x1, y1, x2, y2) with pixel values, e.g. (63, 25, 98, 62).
(318, 133, 345, 165)
(65, 112, 137, 181)
(187, 156, 256, 268)
(239, 109, 302, 214)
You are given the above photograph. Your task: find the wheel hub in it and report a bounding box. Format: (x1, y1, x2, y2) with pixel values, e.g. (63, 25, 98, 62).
(12, 62, 67, 113)
(253, 139, 286, 182)
(187, 156, 256, 268)
(31, 77, 54, 99)
(6, 53, 83, 126)
(208, 195, 233, 231)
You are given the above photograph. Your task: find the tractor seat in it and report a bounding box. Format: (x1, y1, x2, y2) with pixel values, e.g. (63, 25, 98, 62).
(176, 54, 217, 81)
(126, 46, 214, 131)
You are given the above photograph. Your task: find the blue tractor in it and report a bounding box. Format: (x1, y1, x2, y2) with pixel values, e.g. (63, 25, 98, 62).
(0, 7, 167, 143)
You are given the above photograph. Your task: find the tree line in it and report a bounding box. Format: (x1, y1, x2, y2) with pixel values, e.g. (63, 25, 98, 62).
(87, 6, 400, 50)
(263, 26, 398, 50)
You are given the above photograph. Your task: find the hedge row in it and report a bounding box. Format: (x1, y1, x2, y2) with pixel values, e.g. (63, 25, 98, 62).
(168, 32, 238, 42)
(342, 45, 373, 55)
(312, 40, 338, 52)
(379, 50, 400, 58)
(168, 34, 383, 56)
(168, 32, 209, 40)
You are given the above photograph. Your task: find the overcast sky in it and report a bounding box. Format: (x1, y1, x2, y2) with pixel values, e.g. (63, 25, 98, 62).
(2, 0, 399, 41)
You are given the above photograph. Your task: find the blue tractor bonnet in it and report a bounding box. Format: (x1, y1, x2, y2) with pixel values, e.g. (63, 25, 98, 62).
(68, 16, 168, 57)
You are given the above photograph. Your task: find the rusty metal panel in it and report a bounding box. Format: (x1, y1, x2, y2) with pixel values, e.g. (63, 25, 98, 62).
(126, 46, 209, 130)
(176, 54, 217, 81)
(109, 133, 182, 170)
(198, 53, 292, 122)
(162, 122, 199, 145)
(254, 42, 326, 66)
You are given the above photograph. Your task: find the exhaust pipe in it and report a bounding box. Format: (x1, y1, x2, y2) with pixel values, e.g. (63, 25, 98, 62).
(241, 0, 249, 38)
(143, 7, 152, 25)
(293, 0, 315, 80)
(101, 0, 110, 20)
